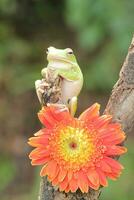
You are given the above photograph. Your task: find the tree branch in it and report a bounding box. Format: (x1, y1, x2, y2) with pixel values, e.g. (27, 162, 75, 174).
(105, 36, 134, 132)
(37, 35, 134, 200)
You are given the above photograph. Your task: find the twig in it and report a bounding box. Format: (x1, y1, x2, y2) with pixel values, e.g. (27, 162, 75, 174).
(37, 35, 134, 200)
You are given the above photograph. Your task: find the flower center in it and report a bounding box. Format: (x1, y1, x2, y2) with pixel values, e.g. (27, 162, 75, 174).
(69, 142, 77, 149)
(51, 125, 96, 170)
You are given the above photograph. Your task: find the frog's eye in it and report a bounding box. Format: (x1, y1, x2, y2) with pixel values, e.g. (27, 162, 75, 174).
(66, 48, 73, 55)
(46, 48, 49, 54)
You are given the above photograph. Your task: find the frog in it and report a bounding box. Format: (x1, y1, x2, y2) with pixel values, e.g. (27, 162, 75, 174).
(35, 47, 83, 116)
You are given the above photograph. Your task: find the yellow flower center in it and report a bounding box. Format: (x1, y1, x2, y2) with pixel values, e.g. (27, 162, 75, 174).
(54, 126, 95, 170)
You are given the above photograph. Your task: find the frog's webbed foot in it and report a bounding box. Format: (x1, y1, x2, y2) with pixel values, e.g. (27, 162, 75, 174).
(47, 99, 77, 116)
(35, 80, 49, 104)
(68, 96, 77, 116)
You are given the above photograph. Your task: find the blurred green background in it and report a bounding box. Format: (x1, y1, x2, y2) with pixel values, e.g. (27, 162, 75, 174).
(0, 0, 133, 199)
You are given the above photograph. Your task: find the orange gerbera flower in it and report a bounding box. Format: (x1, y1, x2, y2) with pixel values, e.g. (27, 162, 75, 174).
(28, 103, 127, 193)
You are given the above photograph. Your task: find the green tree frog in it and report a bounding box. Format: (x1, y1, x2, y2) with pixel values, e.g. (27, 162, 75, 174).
(35, 47, 83, 116)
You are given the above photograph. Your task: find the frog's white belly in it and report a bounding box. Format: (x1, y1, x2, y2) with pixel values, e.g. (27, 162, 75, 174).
(61, 79, 83, 104)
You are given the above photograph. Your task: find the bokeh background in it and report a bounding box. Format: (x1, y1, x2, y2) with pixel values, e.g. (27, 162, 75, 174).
(0, 0, 134, 200)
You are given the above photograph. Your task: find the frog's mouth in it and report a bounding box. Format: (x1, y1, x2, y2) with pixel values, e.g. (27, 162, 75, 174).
(47, 54, 74, 64)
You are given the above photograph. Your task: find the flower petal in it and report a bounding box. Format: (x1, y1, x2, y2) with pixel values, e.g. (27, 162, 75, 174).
(102, 131, 126, 145)
(59, 175, 68, 191)
(69, 176, 78, 192)
(65, 185, 70, 193)
(88, 180, 99, 190)
(98, 123, 121, 137)
(38, 107, 57, 128)
(100, 160, 112, 173)
(58, 168, 67, 182)
(87, 168, 99, 187)
(32, 157, 50, 166)
(34, 128, 50, 136)
(93, 115, 112, 129)
(28, 136, 49, 147)
(49, 104, 72, 123)
(105, 146, 127, 156)
(38, 105, 71, 128)
(96, 168, 108, 187)
(104, 156, 124, 170)
(106, 172, 121, 180)
(68, 170, 73, 181)
(79, 103, 100, 121)
(47, 160, 58, 180)
(40, 164, 48, 177)
(29, 148, 50, 159)
(77, 170, 89, 193)
(52, 175, 59, 186)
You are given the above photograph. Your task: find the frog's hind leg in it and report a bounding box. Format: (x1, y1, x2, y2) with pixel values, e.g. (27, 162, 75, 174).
(68, 96, 78, 116)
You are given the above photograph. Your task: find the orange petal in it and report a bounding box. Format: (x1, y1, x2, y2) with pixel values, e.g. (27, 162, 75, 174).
(49, 105, 72, 123)
(100, 160, 112, 173)
(102, 131, 126, 145)
(38, 105, 71, 128)
(34, 128, 50, 136)
(59, 175, 68, 191)
(47, 160, 58, 180)
(106, 172, 121, 180)
(68, 170, 73, 181)
(96, 168, 108, 187)
(51, 169, 59, 181)
(65, 185, 70, 193)
(69, 176, 78, 192)
(88, 180, 99, 190)
(28, 136, 49, 147)
(98, 123, 121, 136)
(31, 156, 50, 166)
(79, 103, 100, 121)
(38, 107, 57, 128)
(40, 164, 48, 177)
(77, 170, 89, 193)
(87, 169, 99, 187)
(104, 157, 124, 170)
(29, 148, 50, 159)
(93, 115, 112, 129)
(58, 168, 67, 182)
(52, 175, 59, 186)
(112, 170, 121, 176)
(107, 123, 121, 129)
(105, 146, 127, 156)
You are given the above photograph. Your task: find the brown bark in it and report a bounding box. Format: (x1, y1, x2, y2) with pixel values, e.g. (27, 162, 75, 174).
(37, 35, 134, 200)
(105, 36, 134, 132)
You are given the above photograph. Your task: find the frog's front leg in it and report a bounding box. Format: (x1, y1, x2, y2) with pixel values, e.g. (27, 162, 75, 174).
(68, 96, 78, 116)
(42, 67, 59, 80)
